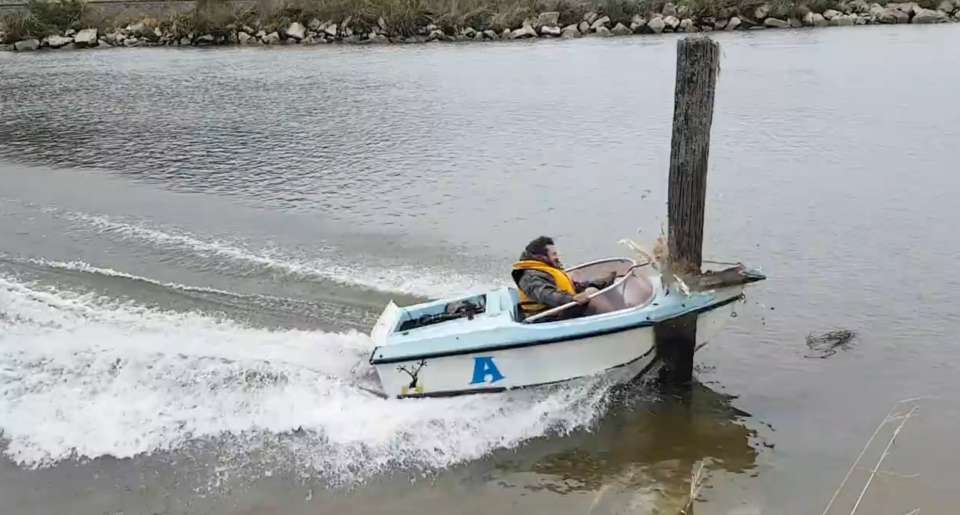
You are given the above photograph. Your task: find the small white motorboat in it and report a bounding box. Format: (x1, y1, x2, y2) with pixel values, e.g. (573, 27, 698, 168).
(367, 245, 765, 399)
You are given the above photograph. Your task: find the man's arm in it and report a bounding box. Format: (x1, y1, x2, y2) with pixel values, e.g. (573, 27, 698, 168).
(574, 272, 618, 292)
(518, 271, 577, 308)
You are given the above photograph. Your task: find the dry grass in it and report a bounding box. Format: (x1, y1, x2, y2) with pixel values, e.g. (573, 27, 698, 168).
(4, 0, 863, 43)
(2, 0, 87, 42)
(821, 397, 930, 515)
(679, 460, 705, 514)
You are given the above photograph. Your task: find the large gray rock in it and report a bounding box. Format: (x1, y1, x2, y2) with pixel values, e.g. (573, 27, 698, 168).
(938, 0, 955, 12)
(857, 14, 871, 23)
(579, 21, 591, 33)
(179, 37, 191, 46)
(648, 16, 666, 33)
(726, 16, 742, 30)
(812, 13, 829, 26)
(764, 17, 790, 27)
(583, 12, 599, 24)
(324, 23, 338, 37)
(611, 22, 632, 35)
(662, 2, 678, 17)
(127, 22, 158, 42)
(308, 18, 322, 31)
(590, 15, 611, 30)
(679, 18, 695, 31)
(262, 32, 281, 44)
(755, 4, 770, 19)
(830, 13, 856, 25)
(561, 24, 581, 37)
(123, 37, 141, 47)
(540, 25, 561, 36)
(14, 39, 40, 51)
(912, 7, 949, 21)
(630, 15, 647, 32)
(45, 35, 73, 48)
(870, 3, 885, 15)
(595, 26, 613, 36)
(483, 29, 498, 39)
(537, 11, 560, 27)
(511, 24, 538, 38)
(196, 34, 215, 44)
(462, 26, 476, 38)
(97, 39, 111, 48)
(802, 11, 815, 25)
(74, 28, 98, 47)
(789, 17, 804, 27)
(877, 7, 909, 22)
(664, 15, 681, 29)
(238, 32, 252, 44)
(715, 18, 729, 29)
(286, 22, 306, 40)
(891, 2, 918, 15)
(823, 9, 841, 19)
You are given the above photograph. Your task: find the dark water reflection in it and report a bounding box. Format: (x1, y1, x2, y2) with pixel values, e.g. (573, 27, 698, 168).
(491, 380, 760, 513)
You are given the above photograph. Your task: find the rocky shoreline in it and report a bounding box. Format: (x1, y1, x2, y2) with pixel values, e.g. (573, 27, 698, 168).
(4, 0, 959, 52)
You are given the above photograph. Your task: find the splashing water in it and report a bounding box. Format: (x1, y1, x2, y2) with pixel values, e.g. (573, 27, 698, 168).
(0, 274, 614, 486)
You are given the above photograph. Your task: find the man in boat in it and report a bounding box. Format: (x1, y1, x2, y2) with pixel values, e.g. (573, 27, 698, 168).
(511, 236, 617, 322)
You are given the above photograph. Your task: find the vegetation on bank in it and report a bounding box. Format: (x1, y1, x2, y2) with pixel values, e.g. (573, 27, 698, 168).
(2, 0, 958, 47)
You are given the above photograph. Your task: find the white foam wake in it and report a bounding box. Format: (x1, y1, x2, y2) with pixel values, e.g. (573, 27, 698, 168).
(67, 212, 504, 299)
(26, 257, 245, 297)
(0, 275, 611, 484)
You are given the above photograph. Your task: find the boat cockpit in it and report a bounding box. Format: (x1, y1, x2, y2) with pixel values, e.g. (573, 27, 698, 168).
(390, 258, 658, 335)
(518, 257, 656, 323)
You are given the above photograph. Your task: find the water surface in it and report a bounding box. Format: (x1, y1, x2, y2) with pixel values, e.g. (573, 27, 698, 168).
(2, 25, 960, 515)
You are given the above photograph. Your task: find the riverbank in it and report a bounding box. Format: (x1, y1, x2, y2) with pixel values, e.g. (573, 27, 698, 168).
(2, 0, 958, 51)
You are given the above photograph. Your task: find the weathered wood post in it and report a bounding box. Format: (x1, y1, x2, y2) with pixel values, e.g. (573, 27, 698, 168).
(655, 35, 721, 386)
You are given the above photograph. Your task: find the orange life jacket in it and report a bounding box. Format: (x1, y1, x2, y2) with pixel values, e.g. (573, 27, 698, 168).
(511, 260, 577, 314)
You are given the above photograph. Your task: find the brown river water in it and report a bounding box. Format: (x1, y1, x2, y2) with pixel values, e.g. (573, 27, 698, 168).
(1, 25, 959, 515)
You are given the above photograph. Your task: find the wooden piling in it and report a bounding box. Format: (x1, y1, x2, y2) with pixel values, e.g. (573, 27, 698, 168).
(655, 36, 721, 386)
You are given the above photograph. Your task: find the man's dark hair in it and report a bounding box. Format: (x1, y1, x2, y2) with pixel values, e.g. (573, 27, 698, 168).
(525, 236, 554, 257)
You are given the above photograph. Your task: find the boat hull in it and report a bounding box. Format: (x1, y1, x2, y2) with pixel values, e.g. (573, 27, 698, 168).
(374, 287, 747, 399)
(375, 321, 658, 398)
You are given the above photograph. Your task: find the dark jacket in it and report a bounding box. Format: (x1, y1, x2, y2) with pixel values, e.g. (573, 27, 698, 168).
(513, 252, 614, 311)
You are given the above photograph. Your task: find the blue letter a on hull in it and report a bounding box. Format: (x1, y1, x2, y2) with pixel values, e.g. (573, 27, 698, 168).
(470, 357, 504, 385)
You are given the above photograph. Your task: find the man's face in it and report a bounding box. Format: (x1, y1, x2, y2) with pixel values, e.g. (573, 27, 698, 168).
(545, 245, 562, 268)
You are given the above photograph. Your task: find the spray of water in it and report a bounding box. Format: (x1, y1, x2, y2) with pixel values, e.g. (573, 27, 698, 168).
(0, 274, 614, 486)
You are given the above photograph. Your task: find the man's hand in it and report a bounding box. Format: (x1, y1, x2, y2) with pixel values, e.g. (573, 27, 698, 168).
(574, 287, 599, 305)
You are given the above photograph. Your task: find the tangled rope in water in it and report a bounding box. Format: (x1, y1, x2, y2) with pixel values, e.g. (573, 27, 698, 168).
(805, 329, 858, 359)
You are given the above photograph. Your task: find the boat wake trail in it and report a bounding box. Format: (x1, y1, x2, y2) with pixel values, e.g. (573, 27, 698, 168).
(66, 211, 502, 299)
(0, 274, 612, 486)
